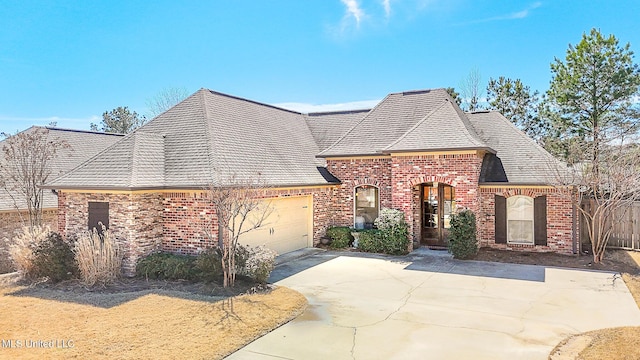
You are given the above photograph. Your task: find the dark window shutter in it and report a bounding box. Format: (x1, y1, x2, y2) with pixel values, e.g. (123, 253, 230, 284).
(88, 202, 109, 234)
(534, 195, 547, 245)
(495, 195, 507, 244)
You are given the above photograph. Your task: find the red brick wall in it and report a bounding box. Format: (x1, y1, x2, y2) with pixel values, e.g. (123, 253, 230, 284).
(57, 187, 336, 274)
(59, 192, 164, 276)
(326, 157, 392, 227)
(327, 153, 483, 244)
(478, 187, 574, 254)
(161, 187, 335, 255)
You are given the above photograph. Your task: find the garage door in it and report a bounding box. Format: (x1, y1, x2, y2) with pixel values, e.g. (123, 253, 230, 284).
(238, 196, 311, 255)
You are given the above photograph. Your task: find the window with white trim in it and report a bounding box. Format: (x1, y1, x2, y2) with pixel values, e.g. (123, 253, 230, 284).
(507, 195, 534, 244)
(354, 185, 379, 229)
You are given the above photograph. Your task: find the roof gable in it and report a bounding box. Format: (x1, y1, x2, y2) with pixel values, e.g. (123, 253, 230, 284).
(317, 89, 491, 157)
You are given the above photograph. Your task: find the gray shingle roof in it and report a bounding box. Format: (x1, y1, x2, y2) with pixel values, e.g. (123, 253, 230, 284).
(0, 127, 123, 211)
(45, 89, 335, 190)
(467, 111, 565, 184)
(317, 89, 492, 157)
(304, 110, 369, 151)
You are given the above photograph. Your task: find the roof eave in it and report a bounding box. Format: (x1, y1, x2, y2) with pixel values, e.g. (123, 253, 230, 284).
(382, 146, 496, 154)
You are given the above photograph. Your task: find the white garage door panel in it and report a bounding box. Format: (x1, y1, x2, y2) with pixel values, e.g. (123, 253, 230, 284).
(239, 196, 311, 255)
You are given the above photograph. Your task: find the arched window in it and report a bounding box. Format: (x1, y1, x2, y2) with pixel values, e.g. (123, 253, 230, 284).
(354, 185, 379, 229)
(507, 195, 534, 243)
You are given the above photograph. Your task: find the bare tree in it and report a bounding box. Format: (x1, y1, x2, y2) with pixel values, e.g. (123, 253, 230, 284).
(0, 128, 69, 229)
(459, 68, 484, 112)
(203, 174, 274, 287)
(556, 142, 640, 263)
(146, 87, 189, 118)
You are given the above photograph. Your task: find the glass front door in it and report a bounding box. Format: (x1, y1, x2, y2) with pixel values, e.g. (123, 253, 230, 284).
(421, 183, 455, 247)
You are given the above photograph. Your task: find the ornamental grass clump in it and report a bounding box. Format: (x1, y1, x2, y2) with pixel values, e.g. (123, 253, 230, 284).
(9, 225, 50, 277)
(448, 209, 478, 259)
(74, 226, 122, 286)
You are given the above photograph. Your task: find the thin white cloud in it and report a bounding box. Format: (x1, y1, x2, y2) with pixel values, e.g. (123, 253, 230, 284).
(382, 0, 391, 18)
(273, 100, 380, 113)
(342, 0, 365, 26)
(459, 1, 542, 25)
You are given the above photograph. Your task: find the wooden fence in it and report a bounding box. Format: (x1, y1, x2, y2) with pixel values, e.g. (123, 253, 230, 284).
(580, 201, 640, 250)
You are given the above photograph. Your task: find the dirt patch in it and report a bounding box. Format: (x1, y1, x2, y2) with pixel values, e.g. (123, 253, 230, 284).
(0, 274, 307, 359)
(473, 248, 640, 275)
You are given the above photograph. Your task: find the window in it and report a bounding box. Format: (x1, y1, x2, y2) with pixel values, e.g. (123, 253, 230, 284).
(507, 196, 534, 244)
(88, 202, 109, 234)
(354, 185, 379, 229)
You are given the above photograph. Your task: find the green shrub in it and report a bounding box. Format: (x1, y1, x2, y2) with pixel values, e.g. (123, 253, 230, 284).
(374, 208, 410, 255)
(136, 252, 197, 281)
(31, 232, 78, 282)
(194, 248, 223, 282)
(448, 210, 478, 259)
(326, 226, 353, 249)
(357, 229, 383, 253)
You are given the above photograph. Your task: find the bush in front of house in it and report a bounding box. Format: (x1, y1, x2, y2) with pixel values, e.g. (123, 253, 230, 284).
(357, 229, 383, 253)
(448, 209, 478, 259)
(9, 225, 50, 277)
(30, 232, 78, 282)
(74, 227, 122, 286)
(239, 245, 277, 284)
(374, 208, 410, 255)
(193, 248, 223, 282)
(326, 226, 354, 249)
(136, 252, 199, 281)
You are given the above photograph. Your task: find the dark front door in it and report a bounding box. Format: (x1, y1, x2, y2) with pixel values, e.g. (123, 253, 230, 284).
(421, 183, 455, 248)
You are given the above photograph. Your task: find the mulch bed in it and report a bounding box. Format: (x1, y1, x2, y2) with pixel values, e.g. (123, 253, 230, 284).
(472, 248, 640, 275)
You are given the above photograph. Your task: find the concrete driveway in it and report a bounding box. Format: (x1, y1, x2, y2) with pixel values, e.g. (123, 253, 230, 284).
(228, 249, 640, 360)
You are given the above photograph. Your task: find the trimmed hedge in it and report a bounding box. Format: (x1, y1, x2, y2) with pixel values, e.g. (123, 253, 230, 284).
(448, 210, 478, 259)
(326, 226, 353, 249)
(136, 252, 198, 280)
(357, 229, 383, 253)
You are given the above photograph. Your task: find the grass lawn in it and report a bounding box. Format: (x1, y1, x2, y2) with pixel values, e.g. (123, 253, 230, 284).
(0, 274, 307, 359)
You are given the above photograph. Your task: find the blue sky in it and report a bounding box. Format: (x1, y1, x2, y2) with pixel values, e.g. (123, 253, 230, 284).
(1, 0, 639, 134)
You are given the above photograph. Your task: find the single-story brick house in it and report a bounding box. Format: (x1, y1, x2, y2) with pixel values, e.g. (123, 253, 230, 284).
(42, 88, 576, 275)
(0, 127, 122, 270)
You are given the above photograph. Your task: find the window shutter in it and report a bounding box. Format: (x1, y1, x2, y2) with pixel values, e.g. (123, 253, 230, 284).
(88, 202, 109, 233)
(495, 195, 507, 244)
(534, 195, 547, 245)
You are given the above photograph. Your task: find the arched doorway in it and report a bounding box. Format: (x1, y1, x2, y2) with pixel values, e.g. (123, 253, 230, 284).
(421, 182, 455, 248)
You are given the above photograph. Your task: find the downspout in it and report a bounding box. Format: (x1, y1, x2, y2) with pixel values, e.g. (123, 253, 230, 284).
(572, 186, 578, 255)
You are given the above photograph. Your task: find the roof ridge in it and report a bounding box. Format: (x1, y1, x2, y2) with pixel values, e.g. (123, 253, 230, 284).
(383, 99, 450, 151)
(206, 89, 303, 115)
(476, 112, 560, 165)
(200, 89, 217, 183)
(307, 109, 371, 116)
(452, 102, 491, 150)
(317, 94, 390, 156)
(44, 126, 125, 136)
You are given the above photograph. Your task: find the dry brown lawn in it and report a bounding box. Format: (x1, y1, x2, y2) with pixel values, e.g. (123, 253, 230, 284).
(0, 273, 307, 359)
